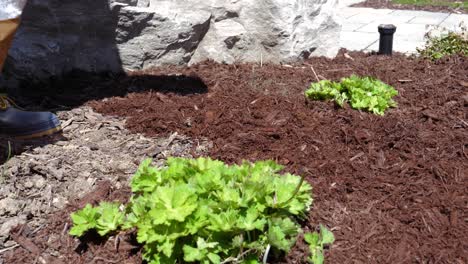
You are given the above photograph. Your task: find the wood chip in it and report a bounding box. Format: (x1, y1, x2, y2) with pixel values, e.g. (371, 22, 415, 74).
(61, 118, 74, 129)
(350, 152, 365, 161)
(398, 79, 413, 83)
(10, 232, 41, 255)
(458, 80, 468, 87)
(344, 53, 354, 60)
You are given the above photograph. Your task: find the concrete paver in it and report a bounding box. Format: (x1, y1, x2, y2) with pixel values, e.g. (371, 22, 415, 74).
(340, 31, 379, 51)
(339, 3, 468, 54)
(439, 14, 468, 29)
(342, 22, 367, 31)
(408, 12, 450, 25)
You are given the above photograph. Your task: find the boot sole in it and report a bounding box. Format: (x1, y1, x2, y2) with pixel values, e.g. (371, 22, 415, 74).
(14, 126, 62, 140)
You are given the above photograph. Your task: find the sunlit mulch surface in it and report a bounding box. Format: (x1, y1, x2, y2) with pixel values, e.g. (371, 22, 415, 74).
(5, 51, 468, 263)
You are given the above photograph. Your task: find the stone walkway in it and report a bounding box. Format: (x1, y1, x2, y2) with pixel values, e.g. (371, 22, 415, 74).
(339, 6, 468, 53)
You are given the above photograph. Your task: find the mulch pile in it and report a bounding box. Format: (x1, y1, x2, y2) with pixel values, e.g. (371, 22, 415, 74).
(4, 51, 468, 263)
(353, 0, 468, 14)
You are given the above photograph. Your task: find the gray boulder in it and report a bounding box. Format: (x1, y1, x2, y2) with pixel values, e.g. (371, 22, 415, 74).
(4, 0, 340, 82)
(187, 0, 341, 64)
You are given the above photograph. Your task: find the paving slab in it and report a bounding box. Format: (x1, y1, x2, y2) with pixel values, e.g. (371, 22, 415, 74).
(395, 23, 428, 40)
(339, 6, 468, 54)
(346, 9, 396, 23)
(438, 13, 468, 29)
(339, 7, 366, 19)
(407, 12, 450, 25)
(356, 22, 426, 40)
(340, 31, 379, 51)
(344, 7, 395, 15)
(366, 39, 426, 53)
(342, 22, 367, 32)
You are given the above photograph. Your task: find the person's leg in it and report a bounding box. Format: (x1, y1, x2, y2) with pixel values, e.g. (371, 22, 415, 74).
(0, 18, 61, 139)
(0, 18, 20, 72)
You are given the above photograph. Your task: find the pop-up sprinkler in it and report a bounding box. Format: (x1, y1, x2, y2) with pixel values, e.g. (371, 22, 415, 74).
(378, 24, 396, 55)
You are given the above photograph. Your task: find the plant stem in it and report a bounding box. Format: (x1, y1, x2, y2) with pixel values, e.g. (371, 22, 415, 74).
(262, 244, 271, 264)
(279, 173, 306, 206)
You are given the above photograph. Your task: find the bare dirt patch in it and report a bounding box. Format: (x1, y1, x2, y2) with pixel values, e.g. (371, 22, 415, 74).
(0, 106, 208, 262)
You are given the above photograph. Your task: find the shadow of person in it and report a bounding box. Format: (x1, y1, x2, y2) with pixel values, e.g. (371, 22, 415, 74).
(4, 0, 123, 86)
(0, 0, 208, 162)
(2, 0, 208, 106)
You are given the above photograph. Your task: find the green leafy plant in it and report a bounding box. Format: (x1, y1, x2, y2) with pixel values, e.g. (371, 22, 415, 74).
(69, 202, 124, 237)
(304, 225, 335, 264)
(305, 75, 398, 115)
(70, 157, 314, 264)
(418, 25, 468, 60)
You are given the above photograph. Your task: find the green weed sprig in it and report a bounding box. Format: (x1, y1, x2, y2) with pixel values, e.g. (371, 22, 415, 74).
(304, 225, 335, 264)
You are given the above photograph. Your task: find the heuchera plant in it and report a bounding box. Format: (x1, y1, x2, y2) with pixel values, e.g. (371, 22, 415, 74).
(70, 157, 314, 264)
(305, 75, 398, 116)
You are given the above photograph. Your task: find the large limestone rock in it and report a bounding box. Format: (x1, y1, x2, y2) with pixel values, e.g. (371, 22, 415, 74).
(187, 0, 341, 64)
(3, 0, 340, 82)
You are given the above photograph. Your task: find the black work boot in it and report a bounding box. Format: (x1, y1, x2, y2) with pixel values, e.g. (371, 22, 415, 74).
(0, 94, 61, 139)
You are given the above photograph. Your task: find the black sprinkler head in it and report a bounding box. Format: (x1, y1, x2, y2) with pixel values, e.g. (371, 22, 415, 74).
(378, 24, 397, 55)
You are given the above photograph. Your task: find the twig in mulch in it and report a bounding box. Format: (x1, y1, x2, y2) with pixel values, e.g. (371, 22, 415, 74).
(420, 213, 431, 233)
(0, 243, 19, 254)
(398, 79, 413, 83)
(61, 118, 75, 130)
(344, 53, 354, 61)
(62, 222, 69, 235)
(10, 231, 41, 255)
(462, 145, 468, 160)
(306, 64, 320, 82)
(325, 68, 352, 72)
(304, 63, 326, 82)
(91, 256, 119, 264)
(458, 80, 468, 87)
(458, 118, 468, 127)
(114, 235, 120, 252)
(350, 152, 365, 162)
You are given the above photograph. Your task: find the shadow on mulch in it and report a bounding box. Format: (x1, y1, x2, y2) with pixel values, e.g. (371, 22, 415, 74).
(0, 72, 208, 164)
(10, 71, 208, 111)
(0, 134, 65, 165)
(3, 50, 468, 263)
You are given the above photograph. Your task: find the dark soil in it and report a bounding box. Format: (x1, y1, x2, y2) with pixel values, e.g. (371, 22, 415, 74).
(354, 0, 468, 14)
(4, 51, 468, 263)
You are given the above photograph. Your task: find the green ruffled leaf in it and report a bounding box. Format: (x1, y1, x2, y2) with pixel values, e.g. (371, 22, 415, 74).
(267, 218, 300, 252)
(69, 204, 99, 237)
(149, 184, 198, 224)
(305, 75, 398, 115)
(95, 202, 125, 236)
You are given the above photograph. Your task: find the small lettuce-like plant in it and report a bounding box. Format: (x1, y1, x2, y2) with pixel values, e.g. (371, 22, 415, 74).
(70, 157, 314, 264)
(304, 225, 335, 264)
(305, 75, 398, 115)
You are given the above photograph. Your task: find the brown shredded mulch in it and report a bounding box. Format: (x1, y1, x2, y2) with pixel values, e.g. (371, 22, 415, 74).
(4, 51, 468, 263)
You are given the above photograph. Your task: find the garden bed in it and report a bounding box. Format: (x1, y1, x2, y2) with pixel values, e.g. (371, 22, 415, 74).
(3, 50, 468, 263)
